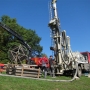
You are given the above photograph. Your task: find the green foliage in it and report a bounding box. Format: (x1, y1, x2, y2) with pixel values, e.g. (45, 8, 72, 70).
(41, 53, 48, 58)
(0, 15, 43, 63)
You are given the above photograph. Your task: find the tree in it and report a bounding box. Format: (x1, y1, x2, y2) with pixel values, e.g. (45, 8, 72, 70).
(41, 53, 48, 58)
(0, 15, 43, 63)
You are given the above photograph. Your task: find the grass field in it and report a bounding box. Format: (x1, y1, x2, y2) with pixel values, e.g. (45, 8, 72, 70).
(0, 75, 90, 90)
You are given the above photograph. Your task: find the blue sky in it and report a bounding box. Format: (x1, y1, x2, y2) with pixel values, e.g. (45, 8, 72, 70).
(0, 0, 90, 57)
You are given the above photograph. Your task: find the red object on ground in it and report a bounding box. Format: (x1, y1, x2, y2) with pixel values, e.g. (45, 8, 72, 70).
(0, 63, 4, 66)
(0, 63, 4, 73)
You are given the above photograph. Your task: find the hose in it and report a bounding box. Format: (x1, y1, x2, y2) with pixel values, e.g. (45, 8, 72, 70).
(0, 62, 78, 82)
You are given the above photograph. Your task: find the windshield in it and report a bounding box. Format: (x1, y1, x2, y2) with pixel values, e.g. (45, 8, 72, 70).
(81, 53, 88, 60)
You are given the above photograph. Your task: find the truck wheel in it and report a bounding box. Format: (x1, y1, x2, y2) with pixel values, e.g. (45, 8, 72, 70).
(77, 66, 82, 77)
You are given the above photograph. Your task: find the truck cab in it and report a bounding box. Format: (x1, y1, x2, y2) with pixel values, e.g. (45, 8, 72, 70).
(81, 52, 90, 63)
(81, 52, 90, 72)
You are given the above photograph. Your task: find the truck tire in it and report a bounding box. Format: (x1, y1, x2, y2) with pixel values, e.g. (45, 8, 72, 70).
(77, 66, 82, 77)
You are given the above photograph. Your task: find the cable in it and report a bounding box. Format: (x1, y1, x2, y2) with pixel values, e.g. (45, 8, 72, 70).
(0, 62, 78, 82)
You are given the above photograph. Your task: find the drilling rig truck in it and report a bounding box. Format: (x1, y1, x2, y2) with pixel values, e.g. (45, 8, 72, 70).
(48, 0, 90, 77)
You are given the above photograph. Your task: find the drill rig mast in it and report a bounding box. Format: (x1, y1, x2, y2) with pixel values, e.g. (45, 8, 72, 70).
(49, 0, 61, 64)
(48, 0, 75, 74)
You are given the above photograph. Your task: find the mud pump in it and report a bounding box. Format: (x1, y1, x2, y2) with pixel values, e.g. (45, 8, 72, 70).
(48, 0, 88, 78)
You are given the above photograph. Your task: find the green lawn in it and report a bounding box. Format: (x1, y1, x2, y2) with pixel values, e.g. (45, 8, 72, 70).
(0, 75, 90, 90)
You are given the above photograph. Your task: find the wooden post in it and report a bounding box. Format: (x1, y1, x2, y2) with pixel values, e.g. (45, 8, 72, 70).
(0, 66, 1, 73)
(21, 65, 24, 76)
(37, 68, 40, 78)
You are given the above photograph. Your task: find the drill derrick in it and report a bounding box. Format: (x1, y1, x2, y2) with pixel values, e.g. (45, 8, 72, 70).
(48, 0, 72, 74)
(48, 0, 62, 68)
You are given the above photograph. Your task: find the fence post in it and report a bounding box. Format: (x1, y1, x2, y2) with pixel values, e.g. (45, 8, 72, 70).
(21, 65, 24, 76)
